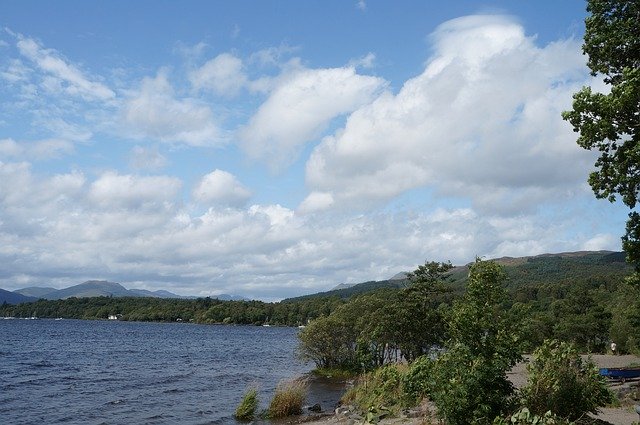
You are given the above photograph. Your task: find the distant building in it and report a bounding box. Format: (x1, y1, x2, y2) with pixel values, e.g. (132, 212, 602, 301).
(108, 314, 121, 320)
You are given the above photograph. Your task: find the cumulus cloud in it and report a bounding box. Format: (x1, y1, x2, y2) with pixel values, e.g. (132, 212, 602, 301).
(15, 35, 115, 101)
(0, 138, 74, 160)
(124, 72, 220, 146)
(0, 158, 624, 299)
(189, 53, 247, 96)
(192, 169, 252, 207)
(88, 171, 182, 210)
(240, 66, 386, 169)
(298, 191, 334, 214)
(129, 146, 168, 170)
(305, 15, 592, 215)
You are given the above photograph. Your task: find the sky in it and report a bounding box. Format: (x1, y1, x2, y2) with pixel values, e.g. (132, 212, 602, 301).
(0, 0, 629, 300)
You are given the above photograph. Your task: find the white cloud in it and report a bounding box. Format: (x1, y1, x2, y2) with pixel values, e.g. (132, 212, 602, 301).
(0, 59, 31, 83)
(305, 15, 592, 215)
(16, 36, 115, 101)
(240, 66, 386, 169)
(123, 71, 220, 146)
(88, 171, 182, 210)
(298, 191, 334, 214)
(129, 146, 168, 170)
(189, 53, 247, 96)
(582, 234, 620, 251)
(349, 52, 376, 69)
(192, 169, 252, 206)
(0, 158, 625, 299)
(0, 138, 74, 160)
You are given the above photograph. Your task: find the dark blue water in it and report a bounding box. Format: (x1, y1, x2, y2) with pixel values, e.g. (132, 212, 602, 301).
(0, 319, 340, 425)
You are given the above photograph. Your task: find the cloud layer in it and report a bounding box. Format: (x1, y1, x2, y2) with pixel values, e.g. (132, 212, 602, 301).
(0, 15, 626, 300)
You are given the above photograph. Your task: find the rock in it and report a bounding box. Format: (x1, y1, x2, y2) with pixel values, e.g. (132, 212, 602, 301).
(308, 403, 322, 413)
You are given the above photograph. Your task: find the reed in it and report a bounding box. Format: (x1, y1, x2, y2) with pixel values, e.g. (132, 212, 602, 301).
(268, 378, 308, 418)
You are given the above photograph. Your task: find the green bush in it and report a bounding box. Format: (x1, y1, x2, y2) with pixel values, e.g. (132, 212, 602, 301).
(520, 339, 614, 421)
(234, 386, 259, 421)
(430, 343, 518, 425)
(268, 378, 308, 418)
(492, 407, 570, 425)
(403, 355, 435, 403)
(429, 260, 522, 425)
(344, 364, 414, 415)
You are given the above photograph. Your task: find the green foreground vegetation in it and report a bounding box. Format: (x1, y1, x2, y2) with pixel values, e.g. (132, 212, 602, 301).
(327, 260, 615, 424)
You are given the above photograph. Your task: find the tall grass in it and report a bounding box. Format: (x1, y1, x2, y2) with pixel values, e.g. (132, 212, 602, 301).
(268, 378, 308, 418)
(234, 386, 259, 421)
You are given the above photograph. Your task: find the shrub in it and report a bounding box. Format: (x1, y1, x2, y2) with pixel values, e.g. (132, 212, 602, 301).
(520, 339, 614, 421)
(234, 386, 259, 421)
(492, 407, 570, 425)
(268, 378, 308, 418)
(429, 260, 522, 425)
(345, 363, 414, 415)
(403, 355, 435, 403)
(430, 343, 518, 425)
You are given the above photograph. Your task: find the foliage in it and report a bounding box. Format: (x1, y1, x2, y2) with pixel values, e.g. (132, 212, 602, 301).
(298, 312, 360, 370)
(297, 261, 452, 372)
(267, 378, 308, 418)
(403, 355, 435, 404)
(430, 259, 522, 425)
(343, 364, 414, 415)
(562, 0, 640, 280)
(492, 408, 570, 425)
(520, 340, 614, 421)
(234, 386, 259, 421)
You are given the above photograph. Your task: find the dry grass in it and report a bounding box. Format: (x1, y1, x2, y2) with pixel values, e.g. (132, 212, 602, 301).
(268, 378, 308, 418)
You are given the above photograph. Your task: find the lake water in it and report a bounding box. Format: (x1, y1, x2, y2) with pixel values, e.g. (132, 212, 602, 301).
(0, 319, 343, 425)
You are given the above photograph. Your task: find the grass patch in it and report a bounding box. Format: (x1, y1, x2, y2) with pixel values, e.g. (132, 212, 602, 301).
(268, 378, 308, 418)
(341, 363, 415, 416)
(234, 386, 259, 421)
(312, 367, 358, 379)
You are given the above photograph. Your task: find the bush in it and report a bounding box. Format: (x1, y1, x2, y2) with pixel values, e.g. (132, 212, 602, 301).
(493, 407, 569, 425)
(520, 339, 614, 421)
(429, 260, 522, 425)
(430, 343, 518, 425)
(403, 355, 435, 403)
(234, 386, 259, 421)
(268, 378, 308, 418)
(344, 364, 414, 415)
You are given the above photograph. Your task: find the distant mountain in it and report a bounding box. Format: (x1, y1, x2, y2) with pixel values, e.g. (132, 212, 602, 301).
(8, 281, 202, 302)
(13, 287, 57, 298)
(46, 281, 132, 300)
(283, 251, 632, 302)
(128, 288, 195, 299)
(0, 288, 38, 305)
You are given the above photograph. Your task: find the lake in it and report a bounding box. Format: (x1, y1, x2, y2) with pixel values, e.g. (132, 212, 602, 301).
(0, 319, 343, 424)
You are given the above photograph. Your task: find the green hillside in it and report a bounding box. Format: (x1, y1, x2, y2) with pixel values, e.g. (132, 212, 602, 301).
(1, 250, 636, 354)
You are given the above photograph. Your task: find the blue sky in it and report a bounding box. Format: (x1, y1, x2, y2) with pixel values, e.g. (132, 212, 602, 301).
(0, 0, 628, 300)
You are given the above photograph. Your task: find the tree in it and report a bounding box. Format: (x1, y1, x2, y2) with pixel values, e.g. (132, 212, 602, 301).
(429, 259, 522, 424)
(562, 0, 640, 281)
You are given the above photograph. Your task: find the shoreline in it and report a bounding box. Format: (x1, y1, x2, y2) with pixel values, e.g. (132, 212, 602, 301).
(300, 354, 640, 425)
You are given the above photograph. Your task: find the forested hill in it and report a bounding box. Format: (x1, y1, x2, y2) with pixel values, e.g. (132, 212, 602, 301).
(283, 250, 631, 302)
(0, 250, 634, 340)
